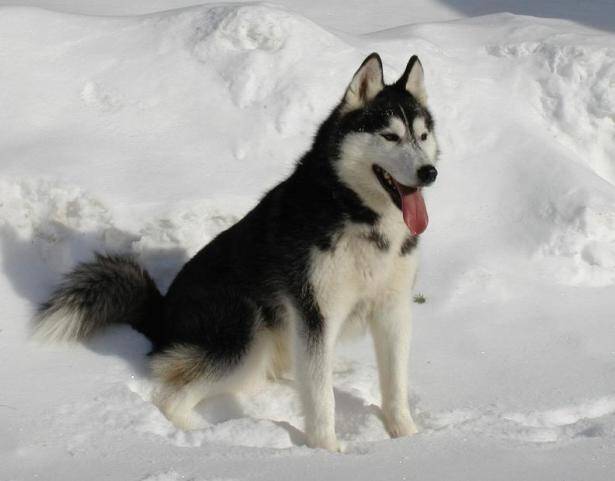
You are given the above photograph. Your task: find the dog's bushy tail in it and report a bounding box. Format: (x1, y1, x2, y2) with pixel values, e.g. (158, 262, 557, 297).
(33, 253, 163, 344)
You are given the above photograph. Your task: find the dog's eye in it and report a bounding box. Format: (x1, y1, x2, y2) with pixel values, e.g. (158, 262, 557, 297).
(420, 133, 428, 141)
(381, 133, 400, 142)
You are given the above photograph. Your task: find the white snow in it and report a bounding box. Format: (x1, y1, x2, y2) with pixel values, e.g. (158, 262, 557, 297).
(1, 1, 614, 480)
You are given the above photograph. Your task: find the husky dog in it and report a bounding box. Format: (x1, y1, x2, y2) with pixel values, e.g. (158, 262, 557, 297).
(34, 53, 439, 451)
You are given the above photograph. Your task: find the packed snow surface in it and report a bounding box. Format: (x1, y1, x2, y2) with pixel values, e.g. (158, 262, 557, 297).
(1, 1, 614, 480)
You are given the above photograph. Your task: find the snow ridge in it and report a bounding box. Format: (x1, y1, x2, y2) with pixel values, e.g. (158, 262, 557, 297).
(1, 3, 615, 481)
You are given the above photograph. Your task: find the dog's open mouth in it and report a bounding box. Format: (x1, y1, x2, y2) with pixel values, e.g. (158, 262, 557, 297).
(372, 165, 428, 236)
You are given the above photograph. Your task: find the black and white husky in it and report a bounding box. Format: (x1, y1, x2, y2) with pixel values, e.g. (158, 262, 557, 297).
(34, 53, 439, 451)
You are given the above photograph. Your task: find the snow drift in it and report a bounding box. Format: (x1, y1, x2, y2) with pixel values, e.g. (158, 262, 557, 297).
(1, 3, 614, 480)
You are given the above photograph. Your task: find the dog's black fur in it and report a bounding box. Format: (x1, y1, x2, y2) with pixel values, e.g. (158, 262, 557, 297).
(36, 53, 429, 374)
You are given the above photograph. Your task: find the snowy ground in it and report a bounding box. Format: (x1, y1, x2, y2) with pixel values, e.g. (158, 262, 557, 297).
(1, 1, 615, 480)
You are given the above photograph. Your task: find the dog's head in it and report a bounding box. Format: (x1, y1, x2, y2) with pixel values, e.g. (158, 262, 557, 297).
(334, 53, 439, 235)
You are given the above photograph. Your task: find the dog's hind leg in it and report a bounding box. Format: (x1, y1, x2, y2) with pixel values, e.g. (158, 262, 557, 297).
(151, 331, 275, 430)
(151, 344, 220, 430)
(154, 376, 208, 431)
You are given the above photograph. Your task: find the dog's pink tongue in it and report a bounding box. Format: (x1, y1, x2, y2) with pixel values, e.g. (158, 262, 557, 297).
(397, 184, 428, 235)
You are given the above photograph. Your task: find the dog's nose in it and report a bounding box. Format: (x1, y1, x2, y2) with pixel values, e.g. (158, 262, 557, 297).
(417, 165, 438, 185)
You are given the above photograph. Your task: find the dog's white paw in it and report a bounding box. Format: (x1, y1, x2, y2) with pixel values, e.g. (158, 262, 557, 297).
(305, 430, 341, 452)
(154, 391, 197, 431)
(158, 405, 196, 431)
(384, 412, 419, 438)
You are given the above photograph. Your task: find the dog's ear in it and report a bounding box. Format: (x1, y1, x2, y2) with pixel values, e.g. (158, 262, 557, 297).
(342, 53, 384, 112)
(395, 55, 427, 105)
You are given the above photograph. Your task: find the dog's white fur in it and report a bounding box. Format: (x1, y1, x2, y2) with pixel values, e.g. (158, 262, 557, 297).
(153, 328, 280, 430)
(154, 214, 419, 451)
(292, 56, 436, 449)
(32, 307, 83, 343)
(151, 56, 437, 451)
(302, 206, 419, 450)
(153, 212, 419, 450)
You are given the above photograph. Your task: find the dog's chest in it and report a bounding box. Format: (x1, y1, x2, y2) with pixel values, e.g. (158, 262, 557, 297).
(309, 213, 415, 320)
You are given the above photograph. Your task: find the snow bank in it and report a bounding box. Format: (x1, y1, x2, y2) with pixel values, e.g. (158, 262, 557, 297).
(1, 3, 614, 481)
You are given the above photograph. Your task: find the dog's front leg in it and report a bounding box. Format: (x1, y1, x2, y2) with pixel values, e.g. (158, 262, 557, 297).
(294, 313, 339, 451)
(370, 294, 418, 438)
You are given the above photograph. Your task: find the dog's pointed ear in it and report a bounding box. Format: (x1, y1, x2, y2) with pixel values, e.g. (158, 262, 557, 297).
(396, 55, 427, 105)
(342, 53, 384, 112)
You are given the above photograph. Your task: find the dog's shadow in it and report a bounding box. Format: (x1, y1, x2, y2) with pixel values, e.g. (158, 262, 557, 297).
(0, 222, 188, 376)
(188, 380, 401, 448)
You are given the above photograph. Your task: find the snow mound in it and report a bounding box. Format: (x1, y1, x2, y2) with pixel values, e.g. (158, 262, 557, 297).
(488, 39, 615, 186)
(0, 4, 361, 208)
(424, 395, 615, 445)
(537, 190, 615, 286)
(1, 3, 615, 480)
(139, 471, 188, 481)
(177, 4, 349, 114)
(0, 178, 248, 297)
